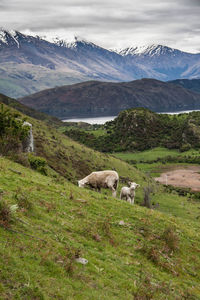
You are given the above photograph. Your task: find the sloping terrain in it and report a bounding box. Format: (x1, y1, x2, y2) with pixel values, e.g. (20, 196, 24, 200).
(0, 30, 200, 98)
(0, 95, 200, 299)
(169, 79, 200, 94)
(19, 78, 200, 118)
(0, 95, 143, 185)
(0, 93, 62, 127)
(118, 45, 200, 80)
(65, 108, 200, 152)
(1, 157, 200, 299)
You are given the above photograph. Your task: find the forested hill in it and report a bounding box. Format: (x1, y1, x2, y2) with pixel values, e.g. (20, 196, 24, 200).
(65, 108, 200, 152)
(19, 78, 200, 118)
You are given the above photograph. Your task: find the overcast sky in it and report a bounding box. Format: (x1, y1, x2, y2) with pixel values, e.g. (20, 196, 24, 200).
(0, 0, 200, 53)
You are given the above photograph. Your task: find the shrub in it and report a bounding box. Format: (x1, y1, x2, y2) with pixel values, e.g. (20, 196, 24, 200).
(0, 104, 29, 155)
(28, 154, 48, 175)
(180, 143, 191, 152)
(14, 191, 33, 210)
(0, 199, 18, 228)
(162, 226, 179, 252)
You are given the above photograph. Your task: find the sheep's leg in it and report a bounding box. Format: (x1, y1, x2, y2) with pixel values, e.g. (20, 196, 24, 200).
(112, 188, 117, 198)
(97, 186, 101, 193)
(131, 197, 135, 205)
(127, 196, 132, 204)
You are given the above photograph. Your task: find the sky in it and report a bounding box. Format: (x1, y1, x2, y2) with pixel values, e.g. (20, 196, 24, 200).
(0, 0, 200, 53)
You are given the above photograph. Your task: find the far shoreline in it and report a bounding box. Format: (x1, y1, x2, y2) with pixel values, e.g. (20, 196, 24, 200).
(62, 109, 200, 124)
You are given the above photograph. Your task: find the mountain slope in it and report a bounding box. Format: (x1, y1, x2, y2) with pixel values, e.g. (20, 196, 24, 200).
(0, 30, 200, 98)
(169, 79, 200, 94)
(0, 93, 143, 183)
(1, 156, 200, 299)
(19, 78, 200, 118)
(0, 93, 62, 126)
(0, 30, 147, 98)
(0, 95, 200, 299)
(118, 44, 200, 81)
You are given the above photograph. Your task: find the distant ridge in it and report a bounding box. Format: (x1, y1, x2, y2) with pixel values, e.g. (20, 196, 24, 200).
(169, 79, 200, 94)
(0, 29, 200, 98)
(19, 78, 200, 118)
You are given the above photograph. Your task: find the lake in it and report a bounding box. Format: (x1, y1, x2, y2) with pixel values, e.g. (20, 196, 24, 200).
(62, 116, 116, 124)
(62, 109, 200, 124)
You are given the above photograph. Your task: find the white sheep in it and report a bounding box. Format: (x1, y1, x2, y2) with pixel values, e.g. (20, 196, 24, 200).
(120, 182, 140, 204)
(78, 170, 119, 197)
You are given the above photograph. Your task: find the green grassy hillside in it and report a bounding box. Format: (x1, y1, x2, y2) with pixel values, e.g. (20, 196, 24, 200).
(0, 157, 200, 299)
(0, 100, 143, 184)
(1, 99, 200, 299)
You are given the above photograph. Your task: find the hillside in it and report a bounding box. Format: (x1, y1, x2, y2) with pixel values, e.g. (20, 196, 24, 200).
(19, 78, 200, 118)
(65, 108, 200, 152)
(1, 29, 200, 98)
(0, 93, 62, 127)
(0, 95, 144, 184)
(1, 156, 200, 299)
(1, 95, 200, 299)
(169, 79, 200, 94)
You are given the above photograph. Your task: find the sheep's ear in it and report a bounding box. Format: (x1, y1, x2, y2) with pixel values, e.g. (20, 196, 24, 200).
(137, 184, 140, 188)
(128, 181, 131, 186)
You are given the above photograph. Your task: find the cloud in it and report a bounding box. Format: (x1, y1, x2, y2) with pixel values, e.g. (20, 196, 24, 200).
(0, 0, 199, 52)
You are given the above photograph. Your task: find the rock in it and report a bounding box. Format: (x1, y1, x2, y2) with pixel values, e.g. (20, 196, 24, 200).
(75, 257, 88, 265)
(76, 199, 87, 203)
(92, 234, 101, 242)
(119, 220, 125, 226)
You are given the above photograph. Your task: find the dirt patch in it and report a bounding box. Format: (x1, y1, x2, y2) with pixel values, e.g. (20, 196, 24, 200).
(155, 166, 200, 191)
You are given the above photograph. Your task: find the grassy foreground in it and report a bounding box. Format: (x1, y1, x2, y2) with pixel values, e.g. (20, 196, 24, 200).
(0, 157, 200, 299)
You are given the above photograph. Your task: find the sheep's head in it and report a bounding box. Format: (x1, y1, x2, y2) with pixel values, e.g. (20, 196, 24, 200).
(129, 182, 140, 190)
(78, 180, 85, 188)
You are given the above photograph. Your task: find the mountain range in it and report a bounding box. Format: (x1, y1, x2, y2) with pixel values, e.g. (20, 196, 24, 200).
(0, 29, 200, 98)
(19, 78, 200, 118)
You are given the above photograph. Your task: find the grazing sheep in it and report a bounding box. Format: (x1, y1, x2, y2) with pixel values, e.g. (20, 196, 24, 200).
(120, 182, 140, 204)
(78, 170, 119, 197)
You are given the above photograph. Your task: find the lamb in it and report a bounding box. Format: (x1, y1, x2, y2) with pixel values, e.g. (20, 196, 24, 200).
(78, 170, 119, 197)
(120, 182, 140, 204)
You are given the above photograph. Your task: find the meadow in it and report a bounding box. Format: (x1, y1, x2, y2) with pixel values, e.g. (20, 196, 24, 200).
(1, 102, 200, 299)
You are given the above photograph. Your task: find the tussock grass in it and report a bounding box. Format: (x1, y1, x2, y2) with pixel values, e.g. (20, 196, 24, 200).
(0, 157, 200, 299)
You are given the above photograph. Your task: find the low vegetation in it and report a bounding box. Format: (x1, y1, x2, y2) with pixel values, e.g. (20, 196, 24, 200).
(0, 157, 200, 299)
(0, 100, 200, 299)
(64, 108, 200, 152)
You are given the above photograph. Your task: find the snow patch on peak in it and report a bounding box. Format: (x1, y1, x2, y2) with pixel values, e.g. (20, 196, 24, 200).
(0, 29, 8, 44)
(118, 44, 179, 57)
(0, 29, 20, 48)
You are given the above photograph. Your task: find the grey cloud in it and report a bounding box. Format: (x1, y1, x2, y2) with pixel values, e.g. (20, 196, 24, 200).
(0, 0, 199, 52)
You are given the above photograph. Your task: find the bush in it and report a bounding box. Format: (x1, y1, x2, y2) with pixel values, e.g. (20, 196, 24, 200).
(14, 190, 33, 210)
(28, 154, 48, 175)
(0, 199, 18, 228)
(180, 143, 191, 152)
(162, 226, 179, 252)
(0, 104, 29, 155)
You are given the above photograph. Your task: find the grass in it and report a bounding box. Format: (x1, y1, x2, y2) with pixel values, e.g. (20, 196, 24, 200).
(112, 147, 200, 163)
(1, 101, 200, 299)
(0, 157, 200, 299)
(112, 147, 200, 177)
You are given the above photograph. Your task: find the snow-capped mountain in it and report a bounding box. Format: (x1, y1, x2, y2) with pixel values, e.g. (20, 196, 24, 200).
(117, 44, 200, 81)
(117, 44, 181, 56)
(0, 29, 200, 98)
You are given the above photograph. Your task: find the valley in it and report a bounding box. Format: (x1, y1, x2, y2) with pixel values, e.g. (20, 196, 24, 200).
(0, 29, 200, 300)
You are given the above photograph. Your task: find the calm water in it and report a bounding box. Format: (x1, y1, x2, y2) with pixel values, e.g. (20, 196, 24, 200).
(62, 110, 200, 124)
(62, 116, 116, 124)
